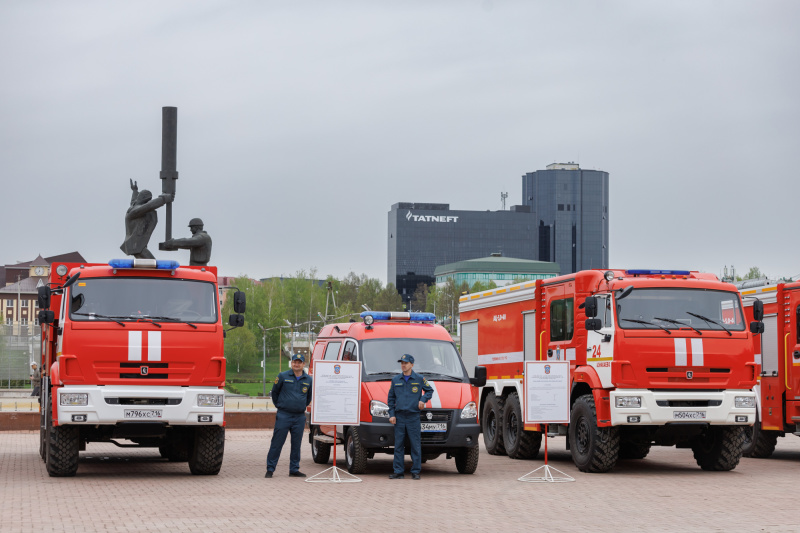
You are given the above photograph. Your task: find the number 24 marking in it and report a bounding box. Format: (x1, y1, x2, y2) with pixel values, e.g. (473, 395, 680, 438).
(592, 345, 602, 358)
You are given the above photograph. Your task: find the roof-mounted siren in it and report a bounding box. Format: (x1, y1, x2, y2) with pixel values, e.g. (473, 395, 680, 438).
(626, 269, 691, 277)
(360, 311, 436, 324)
(109, 259, 180, 270)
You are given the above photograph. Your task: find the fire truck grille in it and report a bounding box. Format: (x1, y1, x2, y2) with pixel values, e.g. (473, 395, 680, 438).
(119, 362, 169, 379)
(656, 400, 723, 407)
(420, 410, 453, 443)
(105, 397, 182, 405)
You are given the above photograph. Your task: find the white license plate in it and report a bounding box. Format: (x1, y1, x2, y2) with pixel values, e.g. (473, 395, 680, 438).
(124, 409, 163, 419)
(421, 422, 447, 432)
(673, 411, 706, 420)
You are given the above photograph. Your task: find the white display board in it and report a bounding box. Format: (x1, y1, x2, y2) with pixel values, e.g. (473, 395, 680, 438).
(523, 361, 570, 424)
(311, 360, 361, 426)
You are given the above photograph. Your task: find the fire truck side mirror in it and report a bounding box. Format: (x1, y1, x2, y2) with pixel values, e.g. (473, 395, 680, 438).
(229, 314, 245, 328)
(749, 321, 764, 334)
(470, 366, 487, 388)
(752, 300, 764, 322)
(233, 291, 246, 314)
(585, 318, 602, 331)
(584, 296, 598, 318)
(38, 286, 51, 309)
(38, 310, 55, 324)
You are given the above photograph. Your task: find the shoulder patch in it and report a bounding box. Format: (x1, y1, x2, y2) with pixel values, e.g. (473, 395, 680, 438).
(274, 377, 279, 384)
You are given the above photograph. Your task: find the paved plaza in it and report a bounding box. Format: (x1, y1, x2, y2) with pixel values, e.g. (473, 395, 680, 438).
(1, 429, 797, 533)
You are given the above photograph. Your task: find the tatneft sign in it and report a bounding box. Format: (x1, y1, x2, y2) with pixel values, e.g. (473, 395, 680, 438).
(405, 210, 459, 223)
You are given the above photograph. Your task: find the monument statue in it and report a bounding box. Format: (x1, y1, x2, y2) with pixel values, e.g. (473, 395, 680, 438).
(161, 218, 212, 266)
(120, 179, 173, 259)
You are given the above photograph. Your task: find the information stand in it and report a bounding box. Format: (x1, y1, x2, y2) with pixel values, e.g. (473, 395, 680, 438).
(306, 360, 362, 483)
(518, 360, 574, 483)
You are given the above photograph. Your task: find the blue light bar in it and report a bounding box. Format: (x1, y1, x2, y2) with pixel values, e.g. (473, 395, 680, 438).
(109, 259, 180, 270)
(360, 311, 436, 323)
(626, 269, 691, 276)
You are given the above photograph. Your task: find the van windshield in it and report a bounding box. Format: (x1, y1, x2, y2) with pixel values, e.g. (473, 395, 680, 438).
(361, 339, 466, 381)
(69, 278, 218, 324)
(617, 288, 745, 332)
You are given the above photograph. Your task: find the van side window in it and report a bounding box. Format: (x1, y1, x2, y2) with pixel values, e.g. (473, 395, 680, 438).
(323, 341, 342, 361)
(550, 298, 574, 342)
(342, 340, 358, 361)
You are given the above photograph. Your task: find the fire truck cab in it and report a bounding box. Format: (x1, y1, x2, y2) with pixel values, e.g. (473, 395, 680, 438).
(460, 269, 760, 473)
(739, 279, 800, 457)
(37, 259, 246, 477)
(307, 311, 486, 474)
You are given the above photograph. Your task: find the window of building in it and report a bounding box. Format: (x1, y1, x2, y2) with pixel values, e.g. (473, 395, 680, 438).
(5, 300, 12, 308)
(550, 298, 574, 342)
(558, 204, 564, 211)
(5, 317, 11, 326)
(21, 300, 28, 308)
(20, 318, 28, 326)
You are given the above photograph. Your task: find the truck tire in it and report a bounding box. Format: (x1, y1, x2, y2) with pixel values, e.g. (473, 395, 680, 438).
(46, 423, 80, 477)
(345, 427, 368, 474)
(310, 426, 332, 464)
(188, 426, 225, 475)
(742, 419, 778, 458)
(691, 426, 745, 471)
(568, 394, 619, 473)
(482, 392, 506, 456)
(454, 446, 480, 474)
(619, 441, 651, 460)
(502, 392, 542, 459)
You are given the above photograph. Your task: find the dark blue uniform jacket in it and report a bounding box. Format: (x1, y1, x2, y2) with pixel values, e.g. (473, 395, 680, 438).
(271, 370, 313, 414)
(388, 371, 434, 417)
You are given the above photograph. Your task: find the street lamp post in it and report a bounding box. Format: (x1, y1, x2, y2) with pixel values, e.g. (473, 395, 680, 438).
(257, 323, 266, 397)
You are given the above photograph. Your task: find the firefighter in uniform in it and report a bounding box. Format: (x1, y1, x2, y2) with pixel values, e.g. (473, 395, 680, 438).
(265, 353, 312, 478)
(388, 354, 434, 480)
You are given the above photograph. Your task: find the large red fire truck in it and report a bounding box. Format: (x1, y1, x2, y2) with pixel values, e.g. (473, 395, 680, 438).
(37, 258, 246, 477)
(738, 279, 800, 457)
(459, 269, 761, 473)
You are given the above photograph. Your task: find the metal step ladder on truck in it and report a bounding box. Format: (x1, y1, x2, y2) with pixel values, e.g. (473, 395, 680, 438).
(738, 278, 800, 458)
(37, 259, 246, 477)
(459, 269, 762, 473)
(306, 311, 486, 474)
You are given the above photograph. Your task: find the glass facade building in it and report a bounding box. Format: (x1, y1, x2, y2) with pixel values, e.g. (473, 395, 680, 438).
(522, 163, 609, 273)
(388, 203, 539, 305)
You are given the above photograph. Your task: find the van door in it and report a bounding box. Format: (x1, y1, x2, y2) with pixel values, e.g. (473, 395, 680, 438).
(586, 294, 614, 389)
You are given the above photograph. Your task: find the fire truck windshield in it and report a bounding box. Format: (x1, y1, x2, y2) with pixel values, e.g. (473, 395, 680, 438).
(617, 288, 744, 332)
(68, 278, 218, 324)
(361, 339, 467, 381)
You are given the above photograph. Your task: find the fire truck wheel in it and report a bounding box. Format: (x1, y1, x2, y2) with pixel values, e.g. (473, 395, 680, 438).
(46, 424, 80, 477)
(741, 419, 778, 458)
(502, 392, 542, 459)
(454, 446, 480, 474)
(482, 392, 506, 456)
(618, 441, 651, 460)
(188, 426, 225, 475)
(311, 426, 332, 464)
(345, 427, 368, 474)
(691, 426, 745, 471)
(568, 394, 619, 473)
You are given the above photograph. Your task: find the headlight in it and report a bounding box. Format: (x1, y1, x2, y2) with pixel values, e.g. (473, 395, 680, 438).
(370, 400, 389, 418)
(60, 393, 88, 406)
(198, 394, 224, 407)
(615, 396, 641, 408)
(735, 396, 756, 409)
(460, 401, 478, 419)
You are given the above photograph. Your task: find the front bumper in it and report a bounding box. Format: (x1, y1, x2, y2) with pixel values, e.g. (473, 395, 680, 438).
(56, 385, 224, 426)
(610, 389, 756, 426)
(357, 410, 480, 451)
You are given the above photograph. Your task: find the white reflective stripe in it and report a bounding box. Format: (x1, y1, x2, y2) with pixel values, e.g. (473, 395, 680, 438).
(477, 351, 524, 365)
(128, 331, 142, 361)
(755, 353, 762, 365)
(427, 381, 442, 408)
(148, 331, 161, 362)
(691, 338, 703, 366)
(674, 338, 687, 366)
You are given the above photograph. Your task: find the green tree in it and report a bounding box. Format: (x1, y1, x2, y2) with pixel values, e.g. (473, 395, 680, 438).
(410, 283, 428, 312)
(374, 283, 404, 311)
(736, 266, 764, 282)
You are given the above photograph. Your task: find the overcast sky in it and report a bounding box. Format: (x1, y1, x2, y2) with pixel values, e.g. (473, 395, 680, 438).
(1, 1, 798, 283)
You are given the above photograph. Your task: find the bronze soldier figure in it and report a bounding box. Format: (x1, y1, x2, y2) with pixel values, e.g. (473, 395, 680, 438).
(121, 179, 173, 259)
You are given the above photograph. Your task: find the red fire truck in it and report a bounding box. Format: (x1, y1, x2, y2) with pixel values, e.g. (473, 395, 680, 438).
(738, 279, 799, 457)
(37, 258, 246, 477)
(459, 269, 760, 473)
(307, 311, 486, 474)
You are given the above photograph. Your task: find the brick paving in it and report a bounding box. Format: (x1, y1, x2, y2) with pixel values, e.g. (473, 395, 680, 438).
(1, 429, 798, 532)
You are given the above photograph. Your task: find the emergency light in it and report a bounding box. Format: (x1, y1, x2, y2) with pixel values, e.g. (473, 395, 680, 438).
(360, 311, 436, 323)
(626, 269, 690, 276)
(109, 259, 180, 270)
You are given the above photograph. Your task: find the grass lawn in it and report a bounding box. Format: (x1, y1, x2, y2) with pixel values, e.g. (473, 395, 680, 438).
(226, 356, 291, 396)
